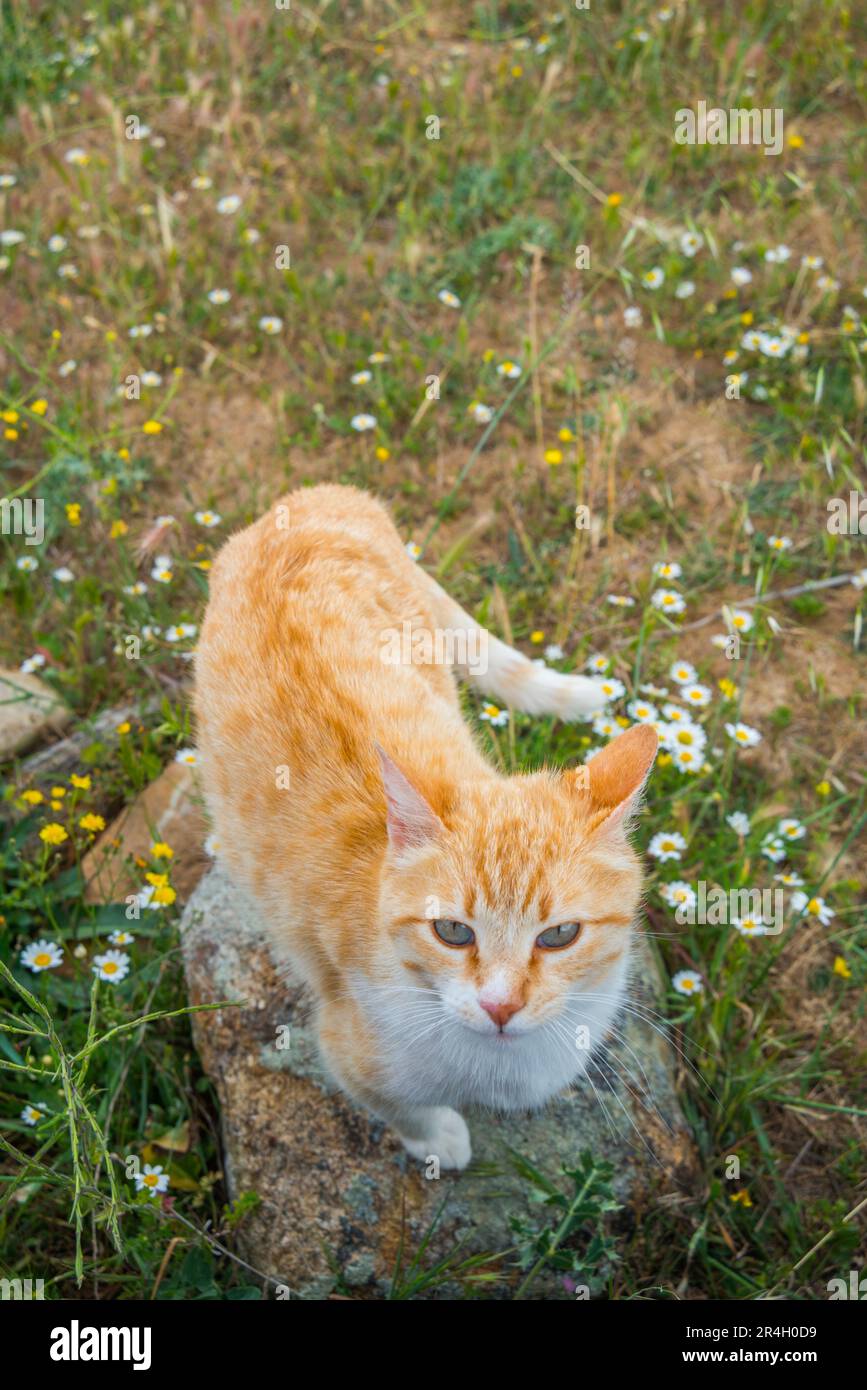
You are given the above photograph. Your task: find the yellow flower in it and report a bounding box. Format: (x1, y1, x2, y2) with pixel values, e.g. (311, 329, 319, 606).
(101, 477, 118, 495)
(142, 419, 163, 435)
(530, 631, 544, 644)
(718, 678, 737, 700)
(2, 409, 18, 423)
(833, 956, 852, 979)
(615, 715, 630, 728)
(740, 312, 753, 326)
(79, 813, 106, 833)
(30, 399, 48, 415)
(51, 786, 66, 799)
(558, 427, 574, 442)
(151, 841, 174, 860)
(66, 502, 81, 525)
(145, 872, 169, 888)
(787, 133, 804, 149)
(815, 780, 830, 796)
(730, 1189, 753, 1208)
(118, 447, 130, 460)
(21, 789, 44, 805)
(69, 774, 91, 790)
(511, 64, 523, 78)
(110, 519, 128, 539)
(152, 884, 176, 907)
(116, 721, 131, 735)
(658, 752, 672, 767)
(105, 329, 117, 342)
(544, 448, 563, 465)
(40, 823, 68, 846)
(606, 193, 622, 207)
(375, 446, 390, 461)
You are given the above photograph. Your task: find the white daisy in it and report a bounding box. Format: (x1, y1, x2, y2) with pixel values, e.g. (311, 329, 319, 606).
(672, 969, 703, 996)
(651, 589, 686, 615)
(21, 940, 63, 972)
(669, 660, 697, 685)
(726, 811, 751, 835)
(725, 721, 761, 748)
(20, 654, 46, 674)
(207, 288, 231, 305)
(627, 699, 659, 723)
(623, 305, 642, 327)
(659, 880, 696, 910)
(681, 683, 712, 708)
(679, 232, 703, 257)
(648, 830, 687, 862)
(675, 280, 695, 300)
(93, 949, 130, 983)
(216, 194, 241, 215)
(174, 748, 198, 765)
(642, 267, 664, 289)
(653, 561, 682, 580)
(16, 556, 38, 572)
(480, 703, 509, 727)
(469, 402, 493, 424)
(258, 315, 283, 334)
(790, 892, 834, 925)
(52, 567, 74, 583)
(777, 817, 806, 841)
(134, 1162, 170, 1197)
(194, 510, 221, 527)
(351, 413, 376, 432)
(731, 267, 753, 286)
(438, 289, 461, 308)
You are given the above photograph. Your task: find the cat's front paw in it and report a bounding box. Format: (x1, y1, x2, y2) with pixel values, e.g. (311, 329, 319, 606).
(399, 1107, 472, 1171)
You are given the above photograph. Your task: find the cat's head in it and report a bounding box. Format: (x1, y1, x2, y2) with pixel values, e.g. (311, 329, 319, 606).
(375, 724, 657, 1044)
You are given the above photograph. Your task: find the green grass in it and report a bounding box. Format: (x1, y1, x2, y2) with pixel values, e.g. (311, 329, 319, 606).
(1, 0, 866, 1298)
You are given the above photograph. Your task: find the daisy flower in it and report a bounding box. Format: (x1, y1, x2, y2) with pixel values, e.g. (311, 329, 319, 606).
(64, 147, 89, 165)
(730, 609, 753, 632)
(134, 1163, 170, 1197)
(672, 969, 703, 996)
(93, 949, 130, 984)
(175, 748, 198, 766)
(598, 676, 626, 701)
(47, 234, 68, 252)
(627, 699, 658, 723)
(774, 871, 804, 887)
(108, 929, 135, 945)
(791, 892, 834, 925)
(150, 557, 173, 583)
(21, 1104, 44, 1126)
(259, 316, 283, 334)
(123, 581, 148, 596)
(726, 811, 751, 835)
(544, 644, 564, 661)
(438, 289, 461, 308)
(675, 281, 695, 299)
(586, 653, 611, 673)
(642, 267, 664, 289)
(204, 833, 221, 857)
(768, 535, 792, 551)
(19, 653, 46, 673)
(606, 594, 636, 607)
(367, 352, 390, 364)
(16, 556, 38, 572)
(672, 746, 702, 773)
(669, 660, 697, 686)
(0, 173, 17, 188)
(725, 721, 762, 748)
(351, 370, 372, 385)
(216, 194, 241, 215)
(664, 723, 706, 753)
(731, 267, 752, 287)
(405, 541, 421, 560)
(659, 880, 696, 910)
(52, 566, 74, 583)
(648, 831, 687, 862)
(653, 561, 682, 580)
(468, 402, 493, 423)
(681, 683, 711, 709)
(800, 254, 823, 269)
(480, 703, 509, 727)
(128, 323, 153, 338)
(207, 288, 231, 305)
(679, 232, 703, 257)
(21, 939, 63, 972)
(592, 715, 622, 740)
(194, 509, 221, 527)
(351, 413, 376, 432)
(741, 330, 763, 351)
(762, 839, 786, 863)
(777, 817, 806, 841)
(764, 244, 791, 264)
(651, 589, 686, 615)
(758, 333, 789, 359)
(623, 305, 642, 327)
(497, 360, 522, 379)
(733, 915, 767, 937)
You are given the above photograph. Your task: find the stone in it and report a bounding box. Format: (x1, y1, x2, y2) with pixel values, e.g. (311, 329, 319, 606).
(180, 866, 695, 1300)
(0, 667, 71, 760)
(20, 697, 160, 781)
(81, 761, 210, 905)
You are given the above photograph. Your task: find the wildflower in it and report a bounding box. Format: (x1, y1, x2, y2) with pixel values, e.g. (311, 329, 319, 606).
(21, 789, 44, 805)
(672, 969, 703, 996)
(648, 831, 687, 862)
(16, 556, 38, 573)
(194, 509, 221, 527)
(150, 557, 173, 583)
(66, 502, 81, 525)
(606, 193, 622, 207)
(175, 748, 198, 767)
(405, 541, 421, 560)
(733, 915, 767, 938)
(653, 561, 682, 580)
(664, 722, 706, 755)
(764, 244, 791, 264)
(651, 589, 686, 615)
(642, 267, 664, 289)
(586, 654, 610, 673)
(79, 813, 105, 833)
(606, 594, 635, 607)
(592, 715, 622, 740)
(0, 229, 25, 246)
(669, 660, 697, 685)
(777, 817, 806, 841)
(815, 780, 831, 796)
(0, 173, 17, 188)
(597, 676, 626, 702)
(142, 419, 163, 434)
(191, 174, 213, 190)
(675, 281, 695, 299)
(544, 644, 564, 661)
(123, 582, 147, 596)
(350, 370, 372, 385)
(207, 288, 231, 305)
(64, 148, 89, 165)
(800, 254, 823, 269)
(762, 839, 786, 863)
(109, 929, 135, 945)
(758, 333, 789, 359)
(20, 654, 46, 674)
(496, 360, 522, 379)
(672, 746, 702, 773)
(627, 699, 659, 723)
(725, 721, 761, 748)
(544, 448, 563, 465)
(69, 773, 91, 790)
(134, 1163, 169, 1197)
(816, 274, 839, 292)
(480, 703, 509, 727)
(438, 289, 461, 308)
(216, 194, 241, 215)
(204, 833, 221, 857)
(680, 232, 703, 257)
(731, 267, 752, 286)
(93, 949, 130, 983)
(681, 683, 711, 708)
(52, 566, 74, 583)
(39, 823, 68, 846)
(350, 413, 376, 431)
(730, 609, 753, 632)
(718, 677, 737, 700)
(21, 1104, 44, 1126)
(659, 881, 696, 910)
(730, 1189, 753, 1208)
(259, 316, 283, 334)
(21, 939, 63, 972)
(791, 892, 834, 925)
(623, 306, 642, 327)
(774, 871, 804, 887)
(469, 402, 493, 423)
(833, 957, 852, 980)
(726, 811, 751, 836)
(151, 842, 174, 859)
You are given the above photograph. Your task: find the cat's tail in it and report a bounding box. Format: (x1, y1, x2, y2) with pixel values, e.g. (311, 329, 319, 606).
(417, 571, 607, 721)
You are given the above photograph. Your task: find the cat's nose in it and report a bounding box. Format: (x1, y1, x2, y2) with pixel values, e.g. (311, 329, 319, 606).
(479, 998, 522, 1030)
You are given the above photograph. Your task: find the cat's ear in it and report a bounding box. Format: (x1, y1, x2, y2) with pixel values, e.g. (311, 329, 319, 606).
(567, 724, 658, 838)
(375, 745, 443, 858)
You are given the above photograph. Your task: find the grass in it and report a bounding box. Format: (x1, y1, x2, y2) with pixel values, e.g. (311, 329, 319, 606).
(1, 0, 865, 1299)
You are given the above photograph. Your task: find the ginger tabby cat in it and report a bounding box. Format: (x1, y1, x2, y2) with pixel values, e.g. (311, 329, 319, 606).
(195, 485, 658, 1169)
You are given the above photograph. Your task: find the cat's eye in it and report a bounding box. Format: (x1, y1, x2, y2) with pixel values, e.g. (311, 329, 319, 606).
(432, 919, 475, 948)
(536, 922, 582, 950)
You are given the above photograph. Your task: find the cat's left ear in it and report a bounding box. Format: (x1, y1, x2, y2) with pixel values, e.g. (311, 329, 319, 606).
(566, 724, 658, 838)
(375, 745, 444, 859)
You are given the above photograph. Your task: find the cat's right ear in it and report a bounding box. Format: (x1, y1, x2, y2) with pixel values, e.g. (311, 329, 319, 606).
(566, 723, 658, 839)
(375, 745, 444, 860)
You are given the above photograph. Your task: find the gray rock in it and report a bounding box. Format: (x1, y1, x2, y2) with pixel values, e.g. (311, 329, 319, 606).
(0, 667, 71, 761)
(180, 866, 695, 1300)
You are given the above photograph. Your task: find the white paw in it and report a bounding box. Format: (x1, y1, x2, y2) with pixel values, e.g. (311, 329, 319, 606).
(399, 1107, 472, 1171)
